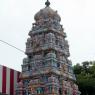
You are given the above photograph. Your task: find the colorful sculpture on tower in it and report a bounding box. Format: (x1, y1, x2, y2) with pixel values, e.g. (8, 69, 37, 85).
(15, 0, 81, 95)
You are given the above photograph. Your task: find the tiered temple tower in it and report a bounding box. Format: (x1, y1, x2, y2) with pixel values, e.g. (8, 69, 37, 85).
(15, 0, 81, 95)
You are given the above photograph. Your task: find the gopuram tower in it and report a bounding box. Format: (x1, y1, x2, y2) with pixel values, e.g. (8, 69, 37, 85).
(15, 0, 81, 95)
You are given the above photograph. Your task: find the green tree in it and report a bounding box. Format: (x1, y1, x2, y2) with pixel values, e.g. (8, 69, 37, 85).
(73, 61, 95, 95)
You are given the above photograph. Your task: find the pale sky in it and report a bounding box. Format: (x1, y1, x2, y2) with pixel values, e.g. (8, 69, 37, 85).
(0, 0, 95, 71)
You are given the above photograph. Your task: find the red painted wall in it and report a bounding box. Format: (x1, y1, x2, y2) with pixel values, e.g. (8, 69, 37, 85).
(0, 65, 20, 95)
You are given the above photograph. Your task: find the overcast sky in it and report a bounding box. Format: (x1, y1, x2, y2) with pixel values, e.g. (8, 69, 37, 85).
(0, 0, 95, 71)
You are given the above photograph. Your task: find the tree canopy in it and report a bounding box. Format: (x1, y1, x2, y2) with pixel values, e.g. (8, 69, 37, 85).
(73, 61, 95, 95)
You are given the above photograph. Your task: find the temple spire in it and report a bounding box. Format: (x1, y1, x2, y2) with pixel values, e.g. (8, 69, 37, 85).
(45, 0, 50, 7)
